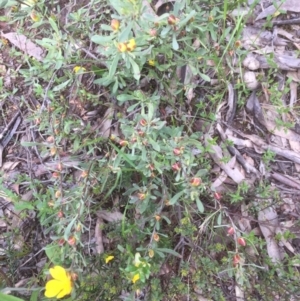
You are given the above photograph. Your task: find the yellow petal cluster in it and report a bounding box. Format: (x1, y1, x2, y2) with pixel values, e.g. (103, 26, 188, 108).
(148, 60, 155, 66)
(73, 66, 86, 73)
(45, 266, 72, 299)
(117, 39, 136, 53)
(105, 255, 114, 264)
(132, 273, 140, 284)
(126, 39, 136, 51)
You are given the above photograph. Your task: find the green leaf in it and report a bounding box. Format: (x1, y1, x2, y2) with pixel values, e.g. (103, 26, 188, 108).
(0, 0, 8, 9)
(20, 141, 41, 147)
(156, 248, 182, 258)
(30, 290, 39, 301)
(172, 33, 179, 50)
(199, 73, 211, 82)
(53, 79, 71, 92)
(0, 292, 26, 301)
(129, 57, 140, 81)
(195, 197, 204, 213)
(117, 94, 135, 102)
(108, 54, 120, 79)
(169, 190, 186, 205)
(48, 17, 60, 35)
(44, 243, 62, 265)
(178, 10, 196, 27)
(14, 201, 34, 211)
(217, 212, 222, 225)
(149, 137, 160, 152)
(64, 215, 78, 240)
(119, 23, 132, 42)
(100, 24, 113, 31)
(91, 35, 113, 45)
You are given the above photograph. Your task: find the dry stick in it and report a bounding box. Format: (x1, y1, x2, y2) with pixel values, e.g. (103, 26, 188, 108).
(272, 18, 300, 26)
(216, 123, 260, 175)
(269, 172, 300, 190)
(224, 123, 300, 165)
(0, 115, 22, 167)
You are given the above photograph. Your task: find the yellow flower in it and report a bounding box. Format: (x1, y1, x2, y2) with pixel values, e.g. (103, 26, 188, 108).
(148, 60, 155, 66)
(117, 42, 127, 52)
(126, 38, 136, 52)
(73, 66, 86, 73)
(105, 255, 114, 264)
(133, 253, 142, 267)
(132, 273, 140, 284)
(133, 252, 150, 268)
(45, 266, 72, 299)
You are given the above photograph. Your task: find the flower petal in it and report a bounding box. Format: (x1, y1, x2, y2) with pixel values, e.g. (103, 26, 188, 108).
(49, 266, 68, 281)
(56, 281, 72, 299)
(105, 255, 114, 264)
(132, 273, 140, 284)
(45, 279, 64, 298)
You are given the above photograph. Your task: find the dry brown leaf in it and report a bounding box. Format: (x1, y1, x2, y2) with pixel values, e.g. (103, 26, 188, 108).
(2, 32, 44, 61)
(98, 107, 114, 138)
(96, 210, 123, 222)
(256, 0, 300, 21)
(234, 132, 300, 164)
(225, 83, 236, 124)
(264, 119, 300, 142)
(258, 201, 282, 264)
(205, 134, 245, 184)
(95, 216, 104, 254)
(277, 28, 300, 43)
(95, 210, 123, 254)
(289, 80, 298, 108)
(1, 161, 20, 171)
(211, 171, 228, 189)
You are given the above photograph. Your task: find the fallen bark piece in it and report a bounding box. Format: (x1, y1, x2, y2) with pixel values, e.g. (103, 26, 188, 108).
(205, 134, 245, 184)
(258, 200, 282, 264)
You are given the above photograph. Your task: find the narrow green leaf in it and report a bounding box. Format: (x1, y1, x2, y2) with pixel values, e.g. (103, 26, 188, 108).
(196, 197, 204, 213)
(117, 94, 135, 102)
(0, 0, 8, 9)
(156, 248, 182, 258)
(169, 190, 186, 205)
(30, 290, 39, 301)
(91, 35, 113, 45)
(53, 79, 71, 92)
(199, 73, 211, 82)
(64, 215, 78, 240)
(119, 23, 132, 42)
(48, 17, 59, 35)
(217, 212, 222, 225)
(0, 293, 26, 301)
(108, 54, 120, 79)
(129, 57, 140, 81)
(172, 33, 179, 50)
(44, 243, 62, 265)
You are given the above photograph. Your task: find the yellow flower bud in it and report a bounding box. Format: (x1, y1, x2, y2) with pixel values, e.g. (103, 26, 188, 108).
(30, 10, 40, 22)
(73, 66, 86, 73)
(148, 60, 155, 66)
(117, 42, 127, 52)
(111, 19, 120, 31)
